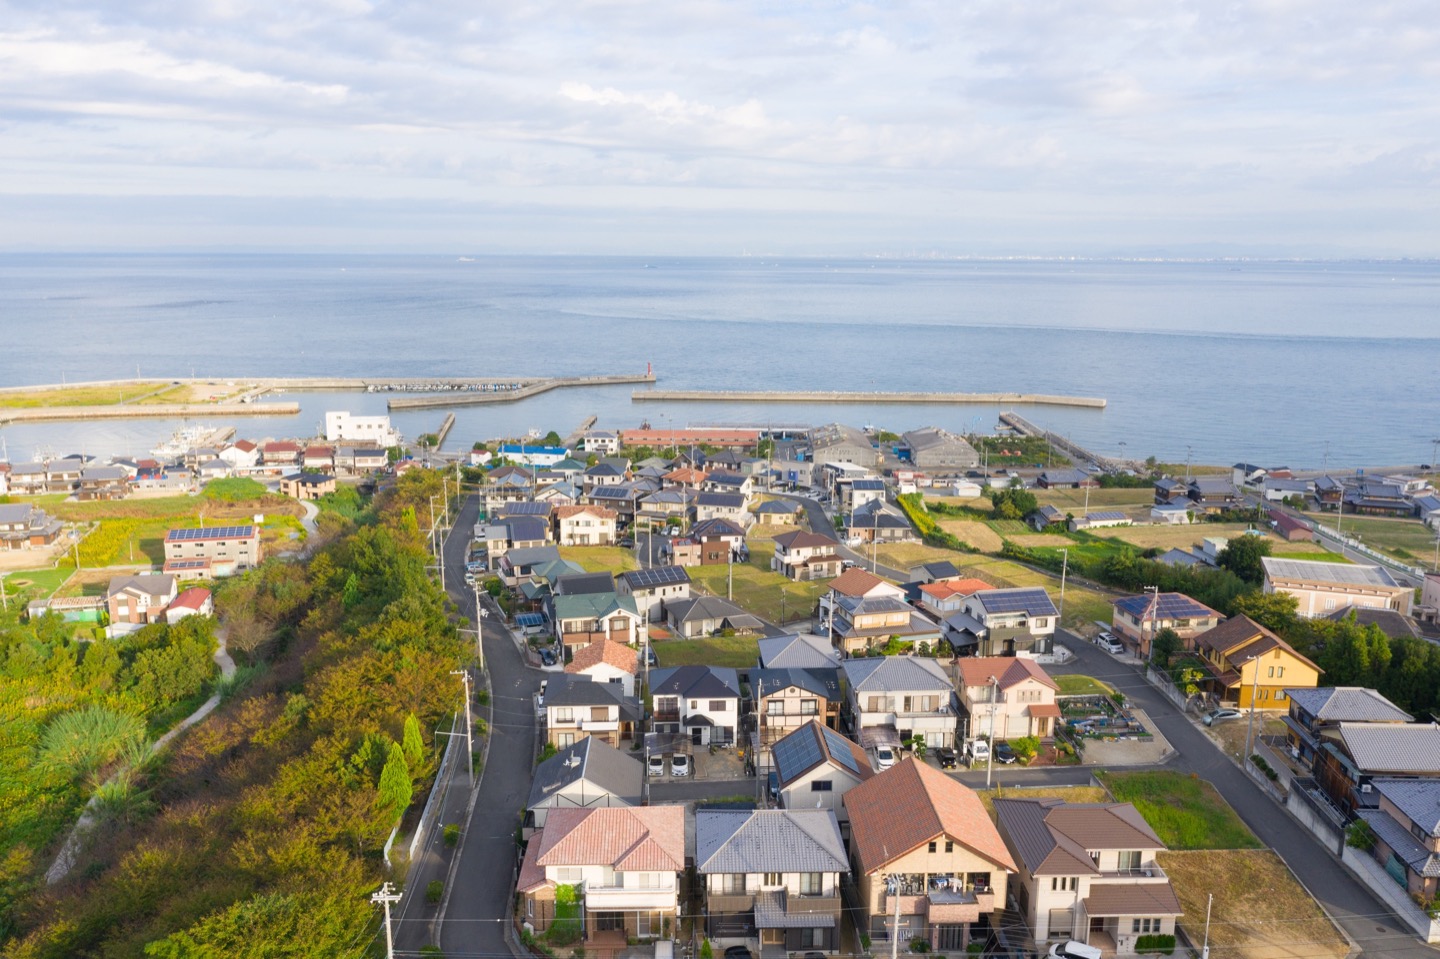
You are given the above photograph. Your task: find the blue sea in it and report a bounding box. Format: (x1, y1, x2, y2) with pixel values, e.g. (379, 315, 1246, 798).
(1, 254, 1436, 468)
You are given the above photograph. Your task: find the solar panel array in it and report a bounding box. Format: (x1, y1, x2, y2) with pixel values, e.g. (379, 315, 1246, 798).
(1120, 593, 1215, 619)
(820, 725, 864, 774)
(773, 726, 824, 778)
(516, 612, 546, 627)
(624, 565, 690, 588)
(978, 588, 1056, 615)
(502, 501, 551, 515)
(166, 525, 254, 541)
(165, 559, 210, 570)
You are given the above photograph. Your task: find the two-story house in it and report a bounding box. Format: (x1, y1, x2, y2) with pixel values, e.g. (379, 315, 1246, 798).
(694, 491, 750, 525)
(106, 574, 178, 628)
(703, 470, 755, 499)
(754, 499, 804, 525)
(551, 592, 642, 651)
(162, 525, 261, 579)
(0, 503, 63, 551)
(1282, 686, 1413, 769)
(954, 657, 1061, 742)
(664, 595, 764, 639)
(564, 638, 639, 697)
(1186, 476, 1240, 513)
(554, 505, 618, 546)
(1109, 592, 1222, 658)
(913, 578, 994, 619)
(697, 809, 849, 953)
(771, 721, 874, 828)
(772, 530, 844, 582)
(523, 737, 644, 838)
(1351, 778, 1440, 938)
(994, 798, 1183, 955)
(1194, 615, 1321, 709)
(518, 806, 685, 943)
(942, 587, 1059, 658)
(1262, 557, 1414, 617)
(1314, 722, 1440, 816)
(818, 568, 904, 633)
(543, 674, 642, 749)
(650, 665, 742, 747)
(616, 566, 692, 624)
(842, 656, 957, 750)
(751, 667, 842, 767)
(846, 500, 914, 544)
(830, 594, 942, 655)
(846, 760, 1015, 952)
(683, 518, 747, 566)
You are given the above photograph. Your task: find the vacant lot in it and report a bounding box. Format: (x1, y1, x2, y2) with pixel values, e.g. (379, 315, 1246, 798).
(689, 544, 826, 627)
(1306, 513, 1440, 562)
(1007, 532, 1074, 548)
(977, 785, 1108, 822)
(0, 382, 171, 408)
(1094, 523, 1277, 551)
(1055, 675, 1115, 697)
(1161, 850, 1347, 959)
(1033, 488, 1155, 510)
(871, 541, 962, 570)
(1205, 713, 1289, 762)
(557, 545, 640, 576)
(936, 518, 1004, 552)
(1098, 770, 1261, 850)
(653, 635, 760, 668)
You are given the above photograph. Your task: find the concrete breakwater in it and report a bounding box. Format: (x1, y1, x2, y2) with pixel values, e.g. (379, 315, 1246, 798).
(0, 403, 300, 425)
(387, 374, 655, 410)
(632, 389, 1106, 409)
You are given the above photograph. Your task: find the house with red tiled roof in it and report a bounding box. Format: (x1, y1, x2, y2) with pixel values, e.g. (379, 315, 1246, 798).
(517, 806, 685, 942)
(994, 797, 1182, 955)
(553, 505, 618, 546)
(953, 657, 1061, 741)
(818, 567, 907, 636)
(564, 638, 639, 696)
(260, 441, 301, 467)
(165, 587, 214, 624)
(844, 759, 1015, 952)
(915, 579, 996, 618)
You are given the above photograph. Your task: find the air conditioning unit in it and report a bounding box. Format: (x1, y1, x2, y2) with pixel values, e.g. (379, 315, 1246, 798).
(1360, 784, 1373, 794)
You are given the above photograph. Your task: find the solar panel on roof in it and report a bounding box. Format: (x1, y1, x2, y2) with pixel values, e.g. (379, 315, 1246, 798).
(773, 727, 823, 779)
(978, 588, 1054, 614)
(165, 559, 210, 569)
(166, 525, 254, 541)
(625, 566, 689, 588)
(820, 726, 863, 774)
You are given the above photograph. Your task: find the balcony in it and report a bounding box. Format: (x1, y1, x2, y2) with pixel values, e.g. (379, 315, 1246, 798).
(585, 884, 677, 912)
(1096, 863, 1166, 881)
(783, 894, 841, 916)
(708, 893, 757, 914)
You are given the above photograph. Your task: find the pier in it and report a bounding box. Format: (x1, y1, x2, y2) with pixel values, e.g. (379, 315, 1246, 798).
(388, 374, 655, 410)
(632, 389, 1106, 409)
(999, 412, 1120, 471)
(434, 413, 456, 450)
(0, 402, 300, 426)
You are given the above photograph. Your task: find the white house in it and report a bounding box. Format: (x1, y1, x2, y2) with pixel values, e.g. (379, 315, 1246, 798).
(616, 566, 692, 623)
(842, 656, 957, 750)
(323, 411, 400, 446)
(649, 665, 743, 746)
(564, 638, 640, 698)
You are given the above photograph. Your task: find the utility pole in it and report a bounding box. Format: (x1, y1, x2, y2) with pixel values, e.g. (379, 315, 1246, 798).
(370, 882, 402, 959)
(1143, 585, 1159, 661)
(888, 872, 903, 959)
(1185, 445, 1193, 481)
(1201, 892, 1213, 959)
(986, 676, 999, 789)
(451, 669, 474, 786)
(1058, 548, 1069, 622)
(471, 582, 487, 671)
(1244, 659, 1261, 760)
(0, 574, 8, 614)
(728, 547, 733, 602)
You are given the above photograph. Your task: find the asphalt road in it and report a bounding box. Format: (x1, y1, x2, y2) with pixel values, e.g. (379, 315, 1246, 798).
(1049, 631, 1439, 959)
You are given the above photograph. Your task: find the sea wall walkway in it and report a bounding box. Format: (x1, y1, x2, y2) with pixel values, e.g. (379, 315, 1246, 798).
(632, 389, 1106, 408)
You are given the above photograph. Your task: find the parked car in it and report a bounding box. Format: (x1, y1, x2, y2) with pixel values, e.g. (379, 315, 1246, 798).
(646, 645, 658, 667)
(618, 536, 635, 548)
(767, 771, 780, 803)
(1098, 635, 1125, 655)
(1204, 707, 1243, 726)
(535, 680, 547, 715)
(935, 747, 958, 769)
(647, 753, 665, 777)
(538, 647, 557, 667)
(671, 753, 691, 777)
(966, 739, 991, 766)
(1048, 941, 1102, 959)
(724, 947, 754, 959)
(874, 746, 897, 771)
(993, 741, 1017, 764)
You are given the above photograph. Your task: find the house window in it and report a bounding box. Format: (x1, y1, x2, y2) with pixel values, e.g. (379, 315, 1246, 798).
(928, 841, 937, 853)
(945, 841, 954, 853)
(799, 872, 823, 895)
(719, 874, 747, 893)
(764, 873, 783, 887)
(527, 898, 534, 917)
(557, 867, 583, 882)
(1268, 666, 1274, 678)
(1324, 597, 1336, 610)
(1118, 850, 1142, 871)
(812, 780, 833, 792)
(709, 700, 729, 712)
(1132, 918, 1159, 934)
(767, 701, 785, 716)
(591, 707, 609, 722)
(801, 699, 819, 715)
(804, 928, 824, 948)
(556, 708, 573, 723)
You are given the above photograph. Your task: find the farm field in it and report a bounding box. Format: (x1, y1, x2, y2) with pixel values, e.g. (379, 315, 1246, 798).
(936, 518, 1003, 552)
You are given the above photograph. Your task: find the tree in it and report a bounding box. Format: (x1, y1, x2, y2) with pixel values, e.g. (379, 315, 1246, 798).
(542, 430, 562, 447)
(1150, 627, 1181, 667)
(1230, 590, 1298, 635)
(990, 483, 1038, 521)
(1216, 535, 1271, 584)
(402, 713, 425, 769)
(376, 741, 413, 819)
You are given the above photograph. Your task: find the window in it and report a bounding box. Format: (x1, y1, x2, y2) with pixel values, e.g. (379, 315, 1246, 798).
(1268, 666, 1275, 678)
(805, 928, 825, 947)
(764, 873, 783, 886)
(527, 898, 534, 917)
(1131, 918, 1159, 934)
(801, 699, 819, 715)
(945, 841, 954, 853)
(556, 708, 573, 723)
(799, 872, 823, 895)
(709, 700, 729, 712)
(812, 780, 833, 792)
(1049, 877, 1076, 891)
(928, 841, 937, 853)
(719, 873, 747, 894)
(767, 700, 785, 716)
(557, 867, 583, 882)
(1117, 850, 1142, 871)
(590, 706, 609, 722)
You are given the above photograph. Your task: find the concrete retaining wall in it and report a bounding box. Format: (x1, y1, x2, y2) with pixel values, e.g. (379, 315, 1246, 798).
(1341, 846, 1440, 943)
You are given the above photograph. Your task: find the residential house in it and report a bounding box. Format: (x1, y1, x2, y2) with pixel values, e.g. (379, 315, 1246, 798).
(543, 674, 641, 748)
(301, 445, 334, 472)
(771, 721, 874, 825)
(772, 530, 843, 582)
(757, 633, 841, 669)
(670, 518, 746, 567)
(694, 491, 750, 525)
(1351, 778, 1440, 930)
(585, 484, 645, 524)
(819, 567, 906, 634)
(1315, 722, 1440, 816)
(1028, 505, 1067, 530)
(902, 427, 979, 471)
(260, 441, 301, 468)
(582, 461, 628, 489)
(664, 596, 764, 639)
(523, 737, 644, 837)
(77, 465, 129, 501)
(1325, 605, 1424, 639)
(517, 806, 684, 942)
(1037, 468, 1097, 489)
(1414, 495, 1440, 530)
(807, 423, 879, 467)
(1269, 510, 1314, 542)
(1149, 502, 1192, 525)
(752, 667, 842, 764)
(908, 561, 963, 584)
(994, 798, 1182, 955)
(280, 472, 336, 500)
(842, 656, 956, 750)
(6, 462, 48, 495)
(196, 459, 231, 482)
(837, 478, 887, 513)
(44, 457, 85, 493)
(1193, 615, 1321, 709)
(1281, 686, 1413, 770)
(1152, 479, 1190, 507)
(582, 430, 621, 455)
(1263, 557, 1414, 617)
(565, 638, 639, 697)
(1186, 477, 1240, 513)
(754, 499, 804, 525)
(1068, 511, 1132, 531)
(0, 503, 64, 551)
(1344, 480, 1414, 517)
(551, 592, 642, 650)
(554, 505, 618, 546)
(162, 525, 261, 578)
(617, 566, 692, 623)
(953, 657, 1061, 741)
(638, 489, 695, 523)
(106, 574, 178, 627)
(661, 466, 708, 490)
(649, 665, 742, 746)
(1314, 475, 1346, 510)
(830, 594, 941, 655)
(219, 440, 260, 470)
(704, 470, 754, 499)
(165, 587, 214, 623)
(497, 544, 564, 587)
(1109, 593, 1222, 658)
(846, 500, 915, 544)
(1263, 477, 1315, 502)
(697, 809, 849, 952)
(942, 587, 1059, 658)
(915, 579, 995, 620)
(845, 760, 1015, 951)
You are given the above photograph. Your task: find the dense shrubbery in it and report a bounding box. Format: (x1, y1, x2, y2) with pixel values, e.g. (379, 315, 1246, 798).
(895, 494, 975, 553)
(2, 468, 465, 956)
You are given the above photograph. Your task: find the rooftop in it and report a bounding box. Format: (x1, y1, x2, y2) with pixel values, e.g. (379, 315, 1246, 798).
(1261, 557, 1401, 588)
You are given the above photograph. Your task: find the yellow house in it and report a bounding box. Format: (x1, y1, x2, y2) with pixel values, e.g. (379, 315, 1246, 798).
(1194, 615, 1321, 709)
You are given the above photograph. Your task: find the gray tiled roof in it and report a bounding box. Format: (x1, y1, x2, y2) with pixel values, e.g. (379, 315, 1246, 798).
(649, 665, 742, 699)
(842, 655, 951, 693)
(1261, 557, 1400, 588)
(526, 737, 644, 811)
(1337, 723, 1440, 773)
(752, 667, 840, 701)
(758, 634, 840, 668)
(695, 809, 847, 874)
(1373, 779, 1440, 837)
(1285, 687, 1413, 724)
(1358, 808, 1440, 877)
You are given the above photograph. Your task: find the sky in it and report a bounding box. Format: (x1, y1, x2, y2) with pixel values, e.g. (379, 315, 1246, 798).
(1, 1, 1437, 256)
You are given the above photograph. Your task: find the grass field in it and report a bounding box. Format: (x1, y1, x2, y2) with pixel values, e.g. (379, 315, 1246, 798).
(1093, 523, 1275, 550)
(557, 545, 640, 576)
(1008, 532, 1073, 548)
(936, 519, 1003, 552)
(0, 382, 172, 408)
(1272, 548, 1350, 562)
(1054, 675, 1115, 697)
(961, 556, 1117, 628)
(977, 785, 1108, 821)
(653, 635, 760, 668)
(1033, 488, 1155, 510)
(0, 566, 75, 601)
(46, 494, 306, 566)
(689, 560, 824, 627)
(1161, 850, 1347, 959)
(1306, 512, 1440, 562)
(1098, 770, 1261, 850)
(870, 541, 959, 570)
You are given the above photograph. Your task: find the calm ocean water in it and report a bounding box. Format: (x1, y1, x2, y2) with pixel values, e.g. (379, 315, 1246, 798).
(1, 254, 1436, 467)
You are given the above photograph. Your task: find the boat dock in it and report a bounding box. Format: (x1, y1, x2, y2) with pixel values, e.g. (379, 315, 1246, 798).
(999, 411, 1121, 471)
(632, 389, 1106, 409)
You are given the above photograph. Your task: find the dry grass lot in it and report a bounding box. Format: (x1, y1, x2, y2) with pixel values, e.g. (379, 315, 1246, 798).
(1205, 714, 1288, 762)
(976, 785, 1108, 822)
(133, 382, 250, 404)
(1160, 850, 1348, 959)
(936, 518, 1004, 552)
(0, 382, 173, 408)
(1033, 488, 1156, 510)
(871, 541, 961, 570)
(556, 545, 640, 576)
(1093, 523, 1277, 550)
(1008, 533, 1074, 548)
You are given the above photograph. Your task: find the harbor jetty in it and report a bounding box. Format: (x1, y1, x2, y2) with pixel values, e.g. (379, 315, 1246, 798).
(632, 389, 1106, 409)
(0, 402, 299, 426)
(999, 411, 1122, 471)
(386, 374, 654, 410)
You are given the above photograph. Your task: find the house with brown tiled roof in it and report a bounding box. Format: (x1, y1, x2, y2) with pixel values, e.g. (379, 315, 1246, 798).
(260, 441, 301, 467)
(844, 759, 1015, 952)
(564, 638, 639, 696)
(1195, 614, 1321, 709)
(553, 505, 618, 546)
(953, 656, 1061, 741)
(517, 806, 685, 943)
(993, 797, 1182, 955)
(772, 530, 844, 582)
(915, 578, 995, 619)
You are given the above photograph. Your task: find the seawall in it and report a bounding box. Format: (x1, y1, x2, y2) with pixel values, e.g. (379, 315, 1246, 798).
(0, 403, 301, 425)
(631, 389, 1106, 409)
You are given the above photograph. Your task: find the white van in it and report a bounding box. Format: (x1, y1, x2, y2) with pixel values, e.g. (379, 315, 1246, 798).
(966, 739, 990, 765)
(1048, 941, 1102, 959)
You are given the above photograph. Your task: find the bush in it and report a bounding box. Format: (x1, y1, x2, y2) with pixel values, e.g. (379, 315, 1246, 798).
(1010, 735, 1041, 765)
(908, 937, 930, 953)
(1250, 754, 1279, 781)
(426, 880, 444, 903)
(700, 940, 713, 959)
(1134, 933, 1176, 954)
(966, 944, 984, 955)
(1346, 818, 1377, 851)
(443, 823, 460, 846)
